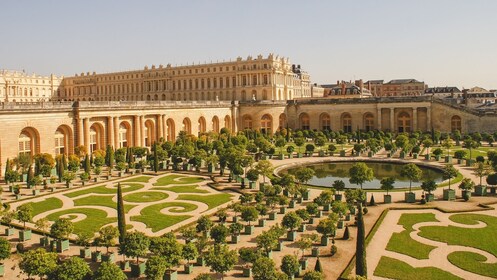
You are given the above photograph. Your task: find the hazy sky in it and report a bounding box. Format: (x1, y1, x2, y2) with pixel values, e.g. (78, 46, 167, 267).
(2, 0, 496, 89)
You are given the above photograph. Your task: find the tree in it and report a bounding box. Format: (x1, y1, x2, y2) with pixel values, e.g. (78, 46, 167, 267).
(50, 256, 92, 280)
(0, 237, 11, 263)
(182, 242, 198, 265)
(252, 257, 285, 280)
(122, 231, 150, 264)
(241, 206, 259, 226)
(256, 230, 279, 255)
(458, 178, 475, 191)
(296, 236, 314, 258)
(332, 179, 345, 194)
(254, 160, 274, 183)
(210, 224, 229, 243)
(422, 139, 433, 155)
(19, 248, 58, 279)
(282, 211, 302, 232)
(93, 261, 127, 280)
(400, 163, 422, 193)
(193, 274, 215, 280)
(349, 162, 374, 189)
(196, 215, 213, 235)
(50, 218, 74, 240)
(306, 203, 319, 216)
(380, 177, 395, 195)
(302, 271, 324, 280)
(145, 255, 166, 280)
(16, 204, 33, 229)
(443, 164, 458, 190)
(149, 233, 183, 272)
(98, 225, 119, 254)
(294, 167, 315, 186)
(474, 162, 490, 186)
(205, 244, 238, 280)
(355, 204, 367, 278)
(294, 137, 306, 153)
(314, 257, 323, 272)
(420, 180, 437, 195)
(316, 218, 336, 237)
(454, 150, 467, 160)
(281, 254, 300, 278)
(152, 142, 159, 173)
(116, 183, 126, 244)
(442, 138, 453, 157)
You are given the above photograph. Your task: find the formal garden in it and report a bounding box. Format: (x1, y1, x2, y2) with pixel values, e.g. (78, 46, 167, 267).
(1, 128, 497, 279)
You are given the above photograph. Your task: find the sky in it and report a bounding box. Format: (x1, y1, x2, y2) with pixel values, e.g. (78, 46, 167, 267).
(1, 0, 497, 89)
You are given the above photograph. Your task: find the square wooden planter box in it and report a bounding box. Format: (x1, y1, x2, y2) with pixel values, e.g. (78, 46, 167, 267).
(287, 231, 297, 241)
(383, 194, 392, 204)
(443, 189, 456, 201)
(80, 248, 91, 258)
(405, 192, 416, 203)
(19, 230, 32, 242)
(57, 239, 70, 253)
(130, 261, 146, 277)
(91, 251, 102, 262)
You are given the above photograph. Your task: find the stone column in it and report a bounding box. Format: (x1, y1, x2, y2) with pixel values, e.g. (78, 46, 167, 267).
(412, 107, 418, 131)
(157, 114, 163, 142)
(231, 104, 239, 132)
(113, 117, 119, 148)
(83, 118, 90, 151)
(77, 118, 84, 148)
(162, 115, 167, 141)
(108, 116, 114, 148)
(134, 115, 141, 147)
(427, 107, 432, 130)
(377, 108, 382, 131)
(140, 116, 146, 147)
(390, 108, 395, 132)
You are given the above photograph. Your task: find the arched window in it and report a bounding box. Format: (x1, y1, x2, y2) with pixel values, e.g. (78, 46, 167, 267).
(279, 114, 287, 129)
(224, 115, 231, 130)
(397, 112, 411, 133)
(19, 128, 39, 156)
(342, 113, 352, 133)
(364, 113, 374, 132)
(144, 120, 155, 147)
(19, 133, 32, 156)
(54, 130, 66, 155)
(118, 123, 129, 148)
(451, 115, 462, 132)
(243, 115, 253, 129)
(320, 113, 331, 131)
(89, 128, 97, 153)
(198, 117, 206, 134)
(260, 114, 272, 135)
(183, 118, 192, 134)
(166, 119, 175, 141)
(212, 116, 220, 133)
(300, 113, 310, 130)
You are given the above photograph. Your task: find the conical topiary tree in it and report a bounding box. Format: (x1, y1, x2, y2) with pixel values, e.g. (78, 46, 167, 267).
(314, 257, 323, 272)
(355, 204, 367, 278)
(343, 225, 350, 240)
(117, 183, 126, 244)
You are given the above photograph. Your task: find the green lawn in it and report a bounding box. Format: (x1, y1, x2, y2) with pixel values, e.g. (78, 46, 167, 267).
(153, 174, 205, 186)
(386, 213, 438, 259)
(130, 202, 196, 232)
(23, 197, 64, 217)
(151, 185, 209, 193)
(448, 251, 497, 278)
(419, 214, 497, 257)
(177, 193, 232, 211)
(123, 191, 168, 203)
(73, 195, 135, 213)
(46, 208, 116, 237)
(121, 176, 152, 183)
(374, 256, 462, 280)
(65, 183, 144, 198)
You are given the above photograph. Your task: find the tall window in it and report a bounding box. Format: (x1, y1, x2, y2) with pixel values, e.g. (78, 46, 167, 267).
(144, 126, 149, 147)
(243, 115, 253, 129)
(279, 114, 287, 130)
(364, 113, 374, 132)
(397, 112, 411, 133)
(320, 113, 331, 131)
(54, 130, 65, 155)
(342, 113, 352, 133)
(18, 133, 32, 155)
(261, 115, 272, 134)
(300, 113, 310, 130)
(89, 128, 97, 153)
(119, 124, 128, 148)
(451, 115, 462, 132)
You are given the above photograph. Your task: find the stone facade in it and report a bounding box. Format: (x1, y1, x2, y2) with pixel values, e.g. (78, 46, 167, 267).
(1, 55, 497, 175)
(58, 54, 311, 102)
(0, 70, 63, 102)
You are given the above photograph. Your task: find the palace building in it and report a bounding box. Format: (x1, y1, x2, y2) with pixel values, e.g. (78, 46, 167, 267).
(1, 54, 497, 174)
